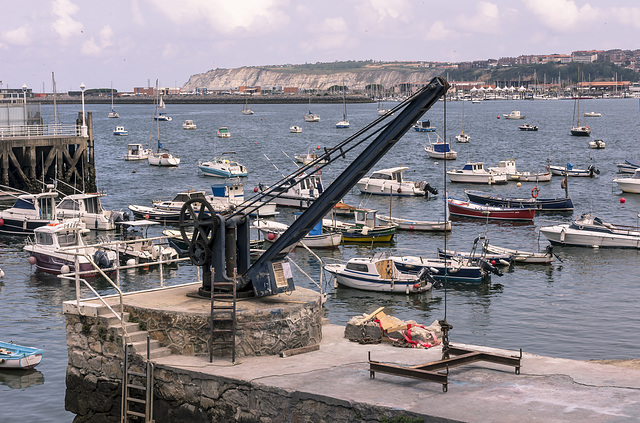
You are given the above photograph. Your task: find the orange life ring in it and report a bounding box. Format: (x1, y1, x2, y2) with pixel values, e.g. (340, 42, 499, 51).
(316, 167, 323, 175)
(545, 164, 550, 171)
(531, 187, 539, 198)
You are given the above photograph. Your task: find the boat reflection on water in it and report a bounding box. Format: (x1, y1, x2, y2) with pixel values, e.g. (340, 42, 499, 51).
(0, 369, 45, 389)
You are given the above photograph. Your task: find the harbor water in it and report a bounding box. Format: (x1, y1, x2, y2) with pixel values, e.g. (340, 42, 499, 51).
(1, 96, 639, 421)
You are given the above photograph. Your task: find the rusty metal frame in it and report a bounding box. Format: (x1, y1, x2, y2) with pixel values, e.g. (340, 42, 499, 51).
(369, 346, 522, 392)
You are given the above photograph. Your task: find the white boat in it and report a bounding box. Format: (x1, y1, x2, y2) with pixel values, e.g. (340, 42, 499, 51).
(24, 220, 116, 275)
(540, 213, 640, 249)
(155, 113, 172, 121)
(256, 171, 324, 208)
(209, 179, 277, 217)
(182, 120, 196, 130)
(290, 125, 302, 133)
(294, 151, 326, 165)
(518, 124, 538, 131)
(447, 162, 508, 185)
(413, 120, 436, 132)
(324, 256, 434, 294)
(198, 152, 248, 178)
(254, 219, 341, 249)
(483, 243, 554, 264)
(488, 159, 552, 182)
(148, 82, 180, 166)
(571, 93, 590, 136)
(108, 83, 119, 118)
(613, 168, 640, 193)
(107, 220, 178, 265)
(57, 192, 127, 231)
(504, 110, 525, 119)
(455, 99, 469, 142)
(584, 112, 602, 117)
(336, 85, 349, 128)
(356, 167, 437, 197)
(123, 144, 149, 161)
(242, 97, 254, 115)
(0, 188, 61, 235)
(616, 159, 640, 174)
(217, 127, 231, 138)
(377, 215, 451, 232)
(113, 126, 127, 136)
(377, 99, 392, 116)
(0, 341, 43, 370)
(424, 138, 457, 160)
(588, 139, 605, 149)
(304, 96, 320, 122)
(548, 163, 598, 177)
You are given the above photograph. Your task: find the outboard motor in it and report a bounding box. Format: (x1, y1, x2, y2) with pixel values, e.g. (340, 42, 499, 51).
(587, 164, 600, 177)
(419, 181, 438, 196)
(478, 258, 503, 277)
(417, 266, 440, 288)
(93, 250, 112, 269)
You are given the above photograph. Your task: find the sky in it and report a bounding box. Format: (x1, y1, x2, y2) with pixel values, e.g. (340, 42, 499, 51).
(2, 0, 640, 93)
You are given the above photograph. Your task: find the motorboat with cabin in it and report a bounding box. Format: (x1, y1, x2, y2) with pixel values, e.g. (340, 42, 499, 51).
(198, 152, 248, 178)
(23, 220, 116, 275)
(217, 127, 231, 138)
(503, 110, 525, 119)
(588, 139, 605, 149)
(323, 208, 397, 243)
(182, 120, 196, 130)
(323, 255, 435, 294)
(294, 150, 327, 165)
(256, 171, 324, 209)
(447, 162, 508, 185)
(424, 134, 457, 160)
(518, 124, 538, 131)
(113, 126, 128, 136)
(123, 144, 150, 161)
(613, 168, 640, 193)
(488, 159, 551, 182)
(356, 167, 438, 197)
(290, 126, 302, 133)
(57, 192, 127, 231)
(540, 213, 640, 249)
(129, 190, 209, 224)
(616, 159, 640, 174)
(0, 188, 60, 235)
(413, 120, 436, 132)
(209, 180, 277, 217)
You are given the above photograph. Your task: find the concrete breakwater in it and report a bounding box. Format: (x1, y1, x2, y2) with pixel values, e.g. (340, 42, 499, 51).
(31, 94, 374, 105)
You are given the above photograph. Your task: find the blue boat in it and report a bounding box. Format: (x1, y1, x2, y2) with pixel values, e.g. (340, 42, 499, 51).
(390, 255, 489, 283)
(413, 120, 436, 132)
(0, 341, 44, 370)
(465, 189, 573, 212)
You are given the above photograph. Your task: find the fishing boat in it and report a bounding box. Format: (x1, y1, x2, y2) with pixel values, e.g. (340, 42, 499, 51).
(424, 136, 457, 160)
(483, 243, 554, 264)
(413, 120, 436, 132)
(242, 97, 254, 115)
(182, 120, 196, 130)
(540, 213, 640, 249)
(0, 188, 61, 235)
(198, 152, 248, 178)
(613, 168, 640, 194)
(447, 162, 508, 185)
(294, 151, 326, 165)
(256, 171, 324, 209)
(107, 83, 119, 118)
(254, 218, 342, 249)
(464, 189, 574, 211)
(390, 255, 490, 283)
(123, 144, 149, 161)
(113, 126, 127, 136)
(289, 125, 302, 133)
(518, 124, 538, 131)
(23, 220, 116, 275)
(548, 163, 598, 177)
(323, 208, 397, 243)
(0, 341, 43, 370)
(323, 256, 435, 294)
(57, 192, 127, 231)
(588, 139, 605, 149)
(446, 197, 535, 221)
(217, 127, 231, 138)
(356, 167, 438, 197)
(304, 96, 320, 122)
(377, 215, 451, 232)
(455, 99, 470, 142)
(616, 159, 640, 174)
(336, 86, 349, 129)
(209, 179, 277, 217)
(488, 159, 551, 182)
(148, 83, 180, 167)
(504, 110, 525, 119)
(583, 112, 602, 117)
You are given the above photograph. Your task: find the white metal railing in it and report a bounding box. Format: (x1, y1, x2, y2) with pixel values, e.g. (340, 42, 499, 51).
(0, 124, 81, 138)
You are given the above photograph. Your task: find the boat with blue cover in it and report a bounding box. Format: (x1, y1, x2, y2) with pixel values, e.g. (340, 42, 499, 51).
(424, 138, 457, 160)
(0, 341, 43, 370)
(413, 119, 436, 132)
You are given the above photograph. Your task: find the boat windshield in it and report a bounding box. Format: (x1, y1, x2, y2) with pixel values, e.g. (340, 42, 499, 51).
(38, 197, 56, 220)
(58, 230, 79, 247)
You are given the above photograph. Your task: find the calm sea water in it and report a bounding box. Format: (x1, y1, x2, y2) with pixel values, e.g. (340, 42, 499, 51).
(1, 97, 639, 421)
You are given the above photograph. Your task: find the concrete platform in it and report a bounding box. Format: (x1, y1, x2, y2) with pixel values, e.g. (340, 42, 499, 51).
(152, 323, 640, 422)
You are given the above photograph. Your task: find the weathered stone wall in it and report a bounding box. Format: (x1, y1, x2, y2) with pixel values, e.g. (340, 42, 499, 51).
(124, 295, 323, 358)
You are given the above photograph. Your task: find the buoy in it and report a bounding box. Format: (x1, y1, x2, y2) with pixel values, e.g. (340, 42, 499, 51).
(254, 187, 259, 192)
(255, 142, 257, 144)
(316, 146, 320, 150)
(267, 232, 276, 241)
(491, 260, 497, 265)
(132, 170, 136, 173)
(413, 283, 420, 290)
(620, 197, 626, 203)
(28, 256, 37, 265)
(497, 115, 501, 119)
(60, 265, 70, 274)
(260, 118, 263, 121)
(0, 218, 4, 226)
(516, 182, 521, 187)
(397, 188, 402, 193)
(144, 214, 150, 220)
(126, 258, 136, 267)
(409, 225, 414, 230)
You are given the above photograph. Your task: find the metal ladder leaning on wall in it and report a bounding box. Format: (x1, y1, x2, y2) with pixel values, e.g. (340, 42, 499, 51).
(122, 336, 155, 423)
(209, 270, 238, 363)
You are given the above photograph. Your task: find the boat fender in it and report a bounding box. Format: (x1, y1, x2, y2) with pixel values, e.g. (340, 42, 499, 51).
(397, 188, 402, 194)
(546, 164, 550, 171)
(531, 187, 539, 198)
(315, 167, 322, 175)
(560, 178, 567, 189)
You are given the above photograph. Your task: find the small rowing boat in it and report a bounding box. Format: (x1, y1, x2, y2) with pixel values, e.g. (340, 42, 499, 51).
(0, 341, 44, 370)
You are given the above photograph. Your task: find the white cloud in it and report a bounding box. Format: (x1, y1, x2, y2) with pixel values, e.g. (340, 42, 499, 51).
(301, 17, 350, 52)
(51, 0, 83, 41)
(366, 0, 410, 22)
(612, 7, 640, 30)
(81, 38, 100, 56)
(80, 25, 113, 56)
(424, 21, 453, 42)
(131, 0, 145, 26)
(2, 25, 32, 46)
(522, 0, 599, 32)
(99, 26, 114, 48)
(150, 0, 290, 35)
(456, 1, 501, 34)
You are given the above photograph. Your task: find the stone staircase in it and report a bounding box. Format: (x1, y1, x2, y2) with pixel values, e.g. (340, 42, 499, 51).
(98, 306, 172, 360)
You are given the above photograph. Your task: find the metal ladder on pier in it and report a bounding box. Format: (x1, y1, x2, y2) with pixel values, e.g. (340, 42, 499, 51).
(209, 271, 238, 363)
(122, 337, 155, 423)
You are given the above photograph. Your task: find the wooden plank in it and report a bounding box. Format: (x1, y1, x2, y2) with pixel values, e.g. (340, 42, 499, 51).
(279, 344, 320, 358)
